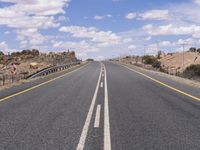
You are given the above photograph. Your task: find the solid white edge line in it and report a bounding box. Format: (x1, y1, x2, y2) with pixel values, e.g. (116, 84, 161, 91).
(94, 104, 101, 128)
(76, 63, 102, 150)
(103, 64, 112, 150)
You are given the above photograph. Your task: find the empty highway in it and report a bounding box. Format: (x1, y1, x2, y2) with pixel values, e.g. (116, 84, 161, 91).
(0, 61, 200, 150)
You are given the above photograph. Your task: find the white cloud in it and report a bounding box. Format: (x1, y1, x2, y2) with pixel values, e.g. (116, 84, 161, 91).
(96, 55, 104, 60)
(194, 0, 200, 5)
(147, 41, 173, 51)
(138, 10, 170, 20)
(94, 16, 105, 20)
(59, 26, 121, 46)
(58, 26, 125, 59)
(19, 40, 28, 48)
(4, 31, 10, 34)
(57, 25, 139, 59)
(177, 38, 195, 45)
(159, 41, 172, 47)
(57, 15, 70, 22)
(125, 12, 137, 20)
(94, 14, 112, 20)
(1, 0, 199, 59)
(126, 10, 170, 20)
(128, 45, 136, 50)
(0, 0, 70, 16)
(0, 14, 59, 29)
(143, 24, 200, 36)
(16, 28, 47, 48)
(145, 44, 160, 55)
(123, 38, 133, 43)
(171, 3, 200, 25)
(0, 41, 8, 50)
(144, 36, 152, 41)
(53, 40, 98, 52)
(0, 0, 70, 48)
(52, 40, 98, 58)
(143, 37, 199, 55)
(142, 24, 153, 31)
(0, 41, 17, 54)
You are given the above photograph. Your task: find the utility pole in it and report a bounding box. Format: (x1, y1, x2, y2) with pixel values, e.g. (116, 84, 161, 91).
(129, 48, 134, 63)
(129, 49, 132, 58)
(156, 41, 160, 57)
(143, 44, 147, 67)
(194, 41, 198, 58)
(180, 43, 188, 73)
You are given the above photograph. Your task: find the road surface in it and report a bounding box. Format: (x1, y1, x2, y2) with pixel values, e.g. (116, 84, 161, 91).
(0, 61, 200, 150)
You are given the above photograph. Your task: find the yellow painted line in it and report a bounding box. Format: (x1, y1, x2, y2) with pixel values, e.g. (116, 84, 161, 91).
(122, 64, 200, 102)
(0, 63, 89, 102)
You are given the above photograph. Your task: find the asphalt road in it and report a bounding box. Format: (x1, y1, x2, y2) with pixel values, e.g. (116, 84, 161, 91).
(0, 61, 200, 150)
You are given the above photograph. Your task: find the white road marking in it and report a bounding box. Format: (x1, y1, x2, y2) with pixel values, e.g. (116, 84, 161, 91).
(103, 64, 112, 150)
(100, 82, 104, 88)
(94, 105, 101, 128)
(76, 63, 102, 150)
(102, 73, 104, 77)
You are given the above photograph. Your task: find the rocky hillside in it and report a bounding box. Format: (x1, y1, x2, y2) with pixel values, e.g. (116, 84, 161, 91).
(0, 49, 77, 77)
(159, 50, 200, 74)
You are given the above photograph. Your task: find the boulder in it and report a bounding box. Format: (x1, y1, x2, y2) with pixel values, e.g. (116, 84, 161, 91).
(30, 62, 39, 69)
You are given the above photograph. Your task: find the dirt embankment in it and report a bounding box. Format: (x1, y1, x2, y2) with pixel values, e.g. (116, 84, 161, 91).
(0, 49, 78, 84)
(159, 51, 200, 74)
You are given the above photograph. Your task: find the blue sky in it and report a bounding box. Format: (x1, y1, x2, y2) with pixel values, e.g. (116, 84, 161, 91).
(0, 0, 200, 60)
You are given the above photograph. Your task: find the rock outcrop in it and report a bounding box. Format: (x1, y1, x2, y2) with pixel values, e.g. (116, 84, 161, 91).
(0, 49, 78, 77)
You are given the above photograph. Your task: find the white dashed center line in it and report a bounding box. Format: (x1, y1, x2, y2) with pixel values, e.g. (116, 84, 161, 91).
(100, 82, 104, 88)
(94, 104, 101, 128)
(76, 63, 102, 150)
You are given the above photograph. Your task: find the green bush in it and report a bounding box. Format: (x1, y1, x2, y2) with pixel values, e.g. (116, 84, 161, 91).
(143, 55, 154, 64)
(184, 64, 200, 77)
(189, 47, 197, 52)
(142, 55, 161, 68)
(152, 60, 161, 68)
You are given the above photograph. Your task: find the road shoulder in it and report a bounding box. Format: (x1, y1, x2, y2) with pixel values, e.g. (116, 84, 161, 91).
(115, 61, 200, 88)
(110, 61, 200, 100)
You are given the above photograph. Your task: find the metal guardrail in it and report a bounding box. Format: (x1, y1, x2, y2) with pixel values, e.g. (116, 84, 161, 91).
(26, 61, 81, 79)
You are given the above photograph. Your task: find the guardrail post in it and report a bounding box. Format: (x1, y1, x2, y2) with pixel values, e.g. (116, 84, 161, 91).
(11, 74, 14, 83)
(2, 75, 5, 86)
